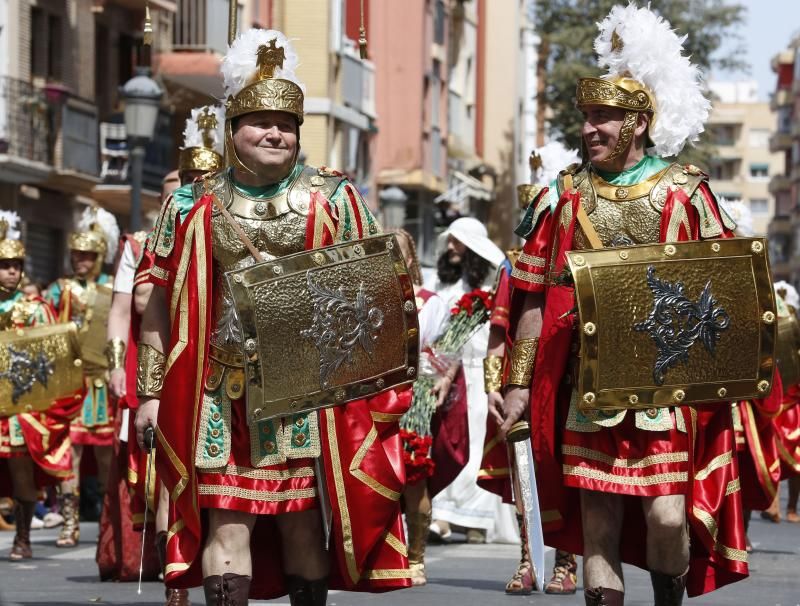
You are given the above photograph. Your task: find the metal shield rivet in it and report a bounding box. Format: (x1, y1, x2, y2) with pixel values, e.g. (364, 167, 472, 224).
(672, 389, 686, 403)
(751, 241, 764, 254)
(583, 322, 596, 336)
(663, 244, 676, 256)
(762, 311, 775, 325)
(757, 380, 770, 393)
(711, 242, 721, 253)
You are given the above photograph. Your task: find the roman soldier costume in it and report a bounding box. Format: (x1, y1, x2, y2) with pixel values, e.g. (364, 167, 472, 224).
(0, 211, 83, 560)
(139, 29, 414, 603)
(508, 5, 759, 602)
(45, 206, 120, 547)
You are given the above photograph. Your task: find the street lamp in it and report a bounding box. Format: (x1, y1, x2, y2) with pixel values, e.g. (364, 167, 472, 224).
(120, 67, 163, 231)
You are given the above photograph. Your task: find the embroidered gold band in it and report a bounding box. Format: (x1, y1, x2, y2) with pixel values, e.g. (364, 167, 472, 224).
(105, 337, 126, 371)
(507, 337, 539, 387)
(137, 343, 166, 398)
(483, 355, 504, 393)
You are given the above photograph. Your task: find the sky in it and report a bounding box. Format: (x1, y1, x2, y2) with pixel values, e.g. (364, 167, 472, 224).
(712, 0, 800, 99)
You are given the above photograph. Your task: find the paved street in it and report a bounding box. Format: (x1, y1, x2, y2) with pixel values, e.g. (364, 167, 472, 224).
(0, 503, 798, 606)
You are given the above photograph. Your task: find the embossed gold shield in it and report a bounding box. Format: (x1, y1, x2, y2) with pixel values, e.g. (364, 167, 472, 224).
(567, 238, 776, 411)
(776, 313, 800, 388)
(77, 283, 113, 370)
(0, 323, 84, 418)
(226, 235, 419, 422)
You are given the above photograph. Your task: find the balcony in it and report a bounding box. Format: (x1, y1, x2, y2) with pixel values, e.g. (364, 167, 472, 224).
(770, 89, 794, 111)
(770, 132, 793, 152)
(769, 174, 792, 195)
(172, 0, 229, 55)
(0, 76, 52, 183)
(341, 47, 376, 120)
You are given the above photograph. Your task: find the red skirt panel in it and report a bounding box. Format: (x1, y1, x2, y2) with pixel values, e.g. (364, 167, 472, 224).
(562, 407, 689, 497)
(195, 395, 317, 516)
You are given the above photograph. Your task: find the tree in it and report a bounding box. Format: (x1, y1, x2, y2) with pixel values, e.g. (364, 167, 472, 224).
(534, 0, 747, 167)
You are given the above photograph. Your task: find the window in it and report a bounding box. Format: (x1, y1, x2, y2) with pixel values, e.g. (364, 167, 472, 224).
(750, 199, 769, 215)
(749, 163, 769, 179)
(31, 8, 63, 81)
(748, 128, 770, 148)
(433, 0, 446, 45)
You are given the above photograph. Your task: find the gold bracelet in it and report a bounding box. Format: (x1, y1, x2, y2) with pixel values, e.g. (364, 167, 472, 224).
(136, 343, 166, 398)
(507, 337, 539, 387)
(105, 338, 126, 371)
(483, 355, 503, 393)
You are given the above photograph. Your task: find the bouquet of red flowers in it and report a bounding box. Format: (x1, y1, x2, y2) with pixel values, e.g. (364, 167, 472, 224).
(400, 289, 494, 483)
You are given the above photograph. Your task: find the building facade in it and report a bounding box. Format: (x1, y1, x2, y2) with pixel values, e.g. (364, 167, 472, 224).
(0, 0, 176, 286)
(707, 80, 782, 237)
(767, 37, 800, 285)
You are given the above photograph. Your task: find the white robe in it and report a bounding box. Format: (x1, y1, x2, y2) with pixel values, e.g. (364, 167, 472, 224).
(427, 274, 519, 544)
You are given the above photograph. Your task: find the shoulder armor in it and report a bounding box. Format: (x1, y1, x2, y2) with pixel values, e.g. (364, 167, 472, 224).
(288, 165, 346, 216)
(148, 194, 182, 258)
(649, 162, 705, 212)
(559, 163, 596, 214)
(194, 170, 228, 213)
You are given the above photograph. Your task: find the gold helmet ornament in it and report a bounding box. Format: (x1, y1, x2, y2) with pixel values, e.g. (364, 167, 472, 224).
(178, 104, 226, 179)
(68, 206, 120, 278)
(221, 29, 305, 175)
(576, 4, 710, 160)
(0, 211, 25, 262)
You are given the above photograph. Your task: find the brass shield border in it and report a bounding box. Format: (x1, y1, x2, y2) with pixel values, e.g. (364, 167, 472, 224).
(226, 234, 419, 422)
(567, 238, 776, 411)
(0, 322, 84, 418)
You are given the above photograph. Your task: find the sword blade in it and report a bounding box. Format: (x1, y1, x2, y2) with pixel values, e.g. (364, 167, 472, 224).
(513, 439, 546, 592)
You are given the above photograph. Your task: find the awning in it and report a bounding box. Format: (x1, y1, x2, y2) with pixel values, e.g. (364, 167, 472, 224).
(434, 170, 493, 205)
(154, 52, 224, 102)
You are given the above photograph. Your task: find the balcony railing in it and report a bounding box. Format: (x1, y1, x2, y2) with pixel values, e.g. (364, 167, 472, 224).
(0, 76, 51, 165)
(341, 47, 376, 119)
(173, 0, 230, 55)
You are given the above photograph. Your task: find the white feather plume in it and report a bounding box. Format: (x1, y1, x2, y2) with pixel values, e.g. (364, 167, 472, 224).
(222, 29, 305, 99)
(535, 141, 581, 186)
(774, 280, 800, 310)
(594, 3, 710, 157)
(0, 210, 22, 241)
(77, 207, 120, 264)
(718, 198, 752, 237)
(182, 105, 226, 153)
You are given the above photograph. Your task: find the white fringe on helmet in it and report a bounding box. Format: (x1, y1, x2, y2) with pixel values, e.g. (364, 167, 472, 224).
(0, 210, 22, 241)
(535, 141, 581, 186)
(718, 198, 752, 237)
(774, 280, 800, 310)
(77, 207, 120, 264)
(182, 105, 226, 154)
(594, 3, 710, 157)
(222, 29, 305, 99)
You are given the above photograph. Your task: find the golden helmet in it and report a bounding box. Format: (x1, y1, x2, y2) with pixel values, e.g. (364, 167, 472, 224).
(178, 105, 226, 178)
(221, 29, 305, 174)
(0, 211, 25, 261)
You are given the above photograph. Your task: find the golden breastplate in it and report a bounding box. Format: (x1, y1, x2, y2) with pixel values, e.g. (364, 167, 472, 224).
(572, 170, 662, 250)
(199, 167, 344, 348)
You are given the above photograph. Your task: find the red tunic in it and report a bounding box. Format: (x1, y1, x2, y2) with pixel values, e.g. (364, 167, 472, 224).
(509, 173, 749, 596)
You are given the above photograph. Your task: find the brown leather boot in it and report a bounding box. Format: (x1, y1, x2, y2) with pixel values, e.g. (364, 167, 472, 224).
(545, 550, 578, 594)
(286, 575, 328, 606)
(406, 511, 431, 586)
(56, 493, 80, 548)
(585, 586, 624, 605)
(650, 571, 686, 606)
(203, 573, 250, 606)
(165, 587, 191, 606)
(8, 500, 35, 561)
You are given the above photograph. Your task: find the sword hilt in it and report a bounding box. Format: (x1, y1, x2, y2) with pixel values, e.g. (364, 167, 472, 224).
(507, 420, 530, 443)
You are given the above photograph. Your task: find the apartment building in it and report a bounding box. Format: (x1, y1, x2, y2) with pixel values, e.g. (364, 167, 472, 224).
(0, 0, 175, 284)
(707, 80, 782, 237)
(767, 37, 800, 285)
